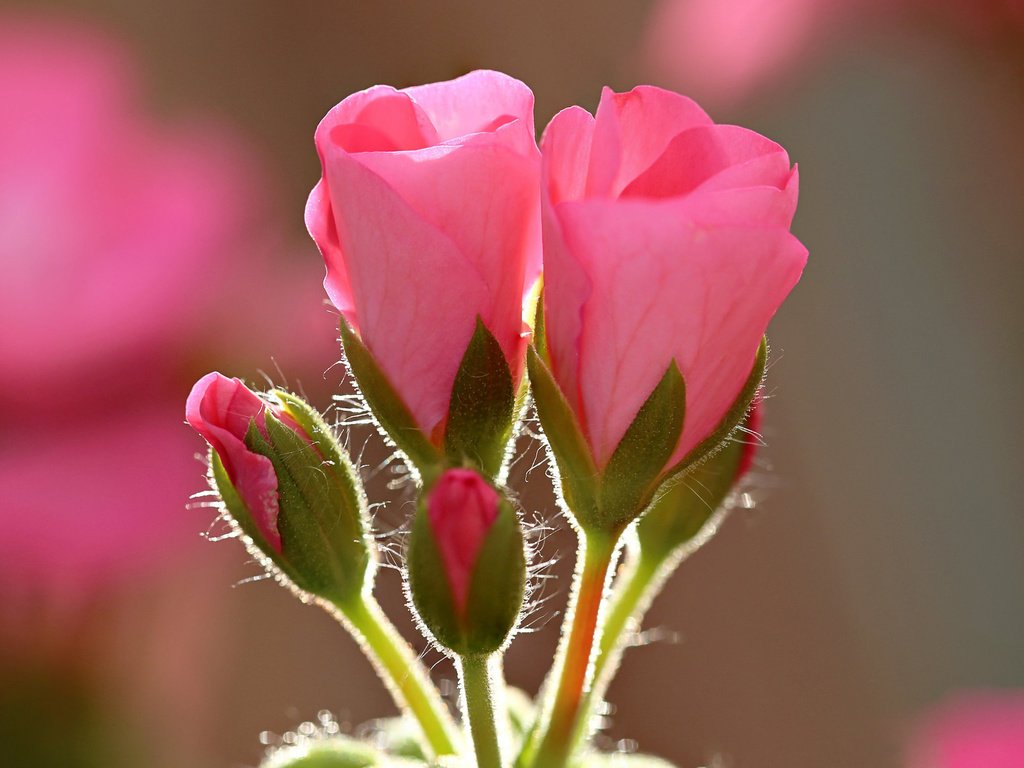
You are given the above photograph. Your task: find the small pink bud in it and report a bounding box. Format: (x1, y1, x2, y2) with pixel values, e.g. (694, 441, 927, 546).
(426, 469, 501, 614)
(185, 372, 295, 551)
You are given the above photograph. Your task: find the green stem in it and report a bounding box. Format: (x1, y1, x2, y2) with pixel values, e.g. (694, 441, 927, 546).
(524, 531, 620, 768)
(460, 654, 505, 768)
(338, 596, 460, 758)
(571, 549, 663, 754)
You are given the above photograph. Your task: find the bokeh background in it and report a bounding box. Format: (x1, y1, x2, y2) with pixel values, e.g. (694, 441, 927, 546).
(1, 2, 1022, 767)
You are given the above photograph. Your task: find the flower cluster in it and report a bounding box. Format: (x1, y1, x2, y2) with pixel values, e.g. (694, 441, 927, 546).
(187, 70, 805, 768)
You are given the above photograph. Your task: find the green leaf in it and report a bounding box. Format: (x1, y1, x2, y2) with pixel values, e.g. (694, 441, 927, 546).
(662, 336, 767, 482)
(526, 346, 599, 523)
(443, 318, 516, 479)
(598, 361, 686, 530)
(339, 317, 442, 481)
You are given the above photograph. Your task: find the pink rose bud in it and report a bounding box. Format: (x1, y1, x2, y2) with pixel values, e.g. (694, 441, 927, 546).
(186, 372, 286, 550)
(186, 372, 372, 605)
(907, 692, 1024, 768)
(407, 469, 525, 656)
(533, 85, 806, 529)
(305, 71, 541, 475)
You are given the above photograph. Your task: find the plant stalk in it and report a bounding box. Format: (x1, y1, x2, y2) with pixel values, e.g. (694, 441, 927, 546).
(460, 654, 506, 768)
(338, 596, 460, 758)
(522, 530, 620, 768)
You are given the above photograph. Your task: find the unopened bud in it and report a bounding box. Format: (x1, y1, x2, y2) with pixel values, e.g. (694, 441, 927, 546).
(636, 403, 762, 562)
(407, 469, 526, 656)
(186, 372, 372, 606)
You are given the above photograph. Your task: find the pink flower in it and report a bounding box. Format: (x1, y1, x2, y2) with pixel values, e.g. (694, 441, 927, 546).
(0, 15, 316, 618)
(305, 70, 541, 441)
(642, 0, 857, 110)
(0, 16, 268, 415)
(641, 0, 1024, 110)
(906, 692, 1024, 768)
(185, 372, 298, 552)
(426, 469, 501, 613)
(541, 86, 807, 469)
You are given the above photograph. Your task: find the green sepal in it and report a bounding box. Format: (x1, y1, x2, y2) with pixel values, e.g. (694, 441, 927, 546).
(407, 501, 525, 656)
(443, 318, 516, 479)
(339, 317, 443, 482)
(526, 346, 599, 522)
(661, 336, 767, 482)
(406, 506, 460, 652)
(261, 736, 424, 768)
(244, 410, 371, 606)
(209, 449, 302, 587)
(463, 501, 526, 651)
(597, 361, 686, 531)
(532, 287, 548, 363)
(635, 430, 745, 564)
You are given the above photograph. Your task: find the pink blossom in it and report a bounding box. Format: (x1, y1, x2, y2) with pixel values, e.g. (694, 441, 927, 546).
(0, 16, 266, 415)
(0, 15, 319, 613)
(306, 70, 541, 441)
(426, 469, 501, 613)
(541, 86, 807, 469)
(185, 373, 301, 552)
(907, 692, 1024, 768)
(641, 0, 1024, 109)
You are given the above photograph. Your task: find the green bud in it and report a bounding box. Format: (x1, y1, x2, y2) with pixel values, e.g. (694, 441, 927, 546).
(406, 469, 526, 656)
(192, 374, 372, 608)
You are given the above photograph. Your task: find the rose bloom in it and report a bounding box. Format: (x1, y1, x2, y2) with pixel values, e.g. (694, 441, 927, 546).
(540, 85, 806, 469)
(306, 70, 541, 441)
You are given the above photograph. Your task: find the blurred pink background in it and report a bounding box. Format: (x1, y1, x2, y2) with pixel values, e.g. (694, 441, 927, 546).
(1, 2, 1022, 767)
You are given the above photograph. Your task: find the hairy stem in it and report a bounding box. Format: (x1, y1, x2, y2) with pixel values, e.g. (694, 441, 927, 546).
(460, 654, 506, 768)
(338, 596, 460, 758)
(520, 530, 621, 768)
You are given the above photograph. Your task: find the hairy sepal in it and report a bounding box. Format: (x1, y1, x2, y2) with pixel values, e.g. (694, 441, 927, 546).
(407, 501, 525, 657)
(245, 412, 371, 607)
(443, 317, 516, 479)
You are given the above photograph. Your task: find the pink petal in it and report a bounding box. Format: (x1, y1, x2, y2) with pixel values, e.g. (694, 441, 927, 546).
(541, 106, 597, 206)
(555, 199, 807, 467)
(404, 70, 536, 142)
(586, 85, 713, 199)
(350, 128, 540, 384)
(318, 148, 491, 435)
(185, 373, 281, 550)
(621, 124, 791, 199)
(427, 469, 500, 613)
